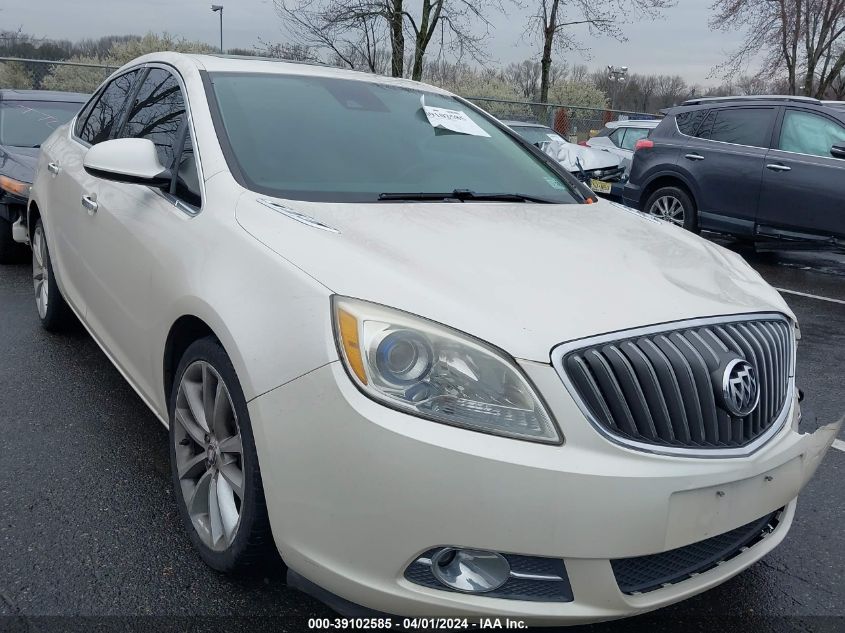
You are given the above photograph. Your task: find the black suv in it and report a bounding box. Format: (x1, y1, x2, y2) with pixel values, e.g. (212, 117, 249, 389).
(623, 96, 845, 247)
(0, 89, 88, 263)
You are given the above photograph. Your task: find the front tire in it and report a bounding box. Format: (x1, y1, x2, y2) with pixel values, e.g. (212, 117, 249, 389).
(169, 337, 277, 573)
(32, 219, 73, 331)
(644, 186, 698, 233)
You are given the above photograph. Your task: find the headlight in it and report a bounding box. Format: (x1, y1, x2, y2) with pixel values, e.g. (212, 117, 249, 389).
(0, 175, 31, 198)
(333, 296, 560, 444)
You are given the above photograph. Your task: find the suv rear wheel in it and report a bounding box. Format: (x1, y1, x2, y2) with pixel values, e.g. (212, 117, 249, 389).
(644, 186, 697, 233)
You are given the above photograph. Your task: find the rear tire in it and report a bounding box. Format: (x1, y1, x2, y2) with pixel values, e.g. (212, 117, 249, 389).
(644, 186, 698, 233)
(169, 337, 279, 574)
(32, 219, 73, 332)
(0, 216, 28, 264)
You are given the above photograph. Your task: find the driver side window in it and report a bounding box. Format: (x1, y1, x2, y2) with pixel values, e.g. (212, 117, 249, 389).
(117, 67, 201, 208)
(779, 110, 845, 159)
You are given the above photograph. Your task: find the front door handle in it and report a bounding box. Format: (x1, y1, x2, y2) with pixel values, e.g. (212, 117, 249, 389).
(47, 162, 60, 175)
(766, 164, 791, 172)
(81, 194, 98, 215)
(684, 153, 705, 161)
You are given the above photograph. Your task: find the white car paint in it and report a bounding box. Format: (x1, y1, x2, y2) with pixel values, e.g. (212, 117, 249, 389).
(28, 52, 840, 624)
(503, 122, 621, 172)
(541, 137, 620, 172)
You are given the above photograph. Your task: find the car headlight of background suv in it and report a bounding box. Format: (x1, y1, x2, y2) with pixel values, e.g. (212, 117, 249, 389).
(333, 296, 560, 444)
(0, 175, 31, 200)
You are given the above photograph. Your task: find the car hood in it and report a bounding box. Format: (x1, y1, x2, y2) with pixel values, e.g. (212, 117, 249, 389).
(0, 146, 39, 183)
(543, 139, 620, 172)
(236, 195, 794, 362)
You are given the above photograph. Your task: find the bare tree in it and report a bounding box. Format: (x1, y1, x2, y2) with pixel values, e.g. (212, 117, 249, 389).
(504, 60, 541, 97)
(406, 0, 500, 80)
(525, 0, 674, 103)
(654, 74, 688, 108)
(711, 0, 845, 98)
(275, 0, 398, 74)
(275, 0, 501, 80)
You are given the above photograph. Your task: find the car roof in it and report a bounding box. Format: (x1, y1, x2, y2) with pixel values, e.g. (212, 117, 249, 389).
(682, 95, 821, 106)
(664, 96, 845, 118)
(605, 119, 660, 129)
(0, 88, 89, 103)
(119, 52, 453, 96)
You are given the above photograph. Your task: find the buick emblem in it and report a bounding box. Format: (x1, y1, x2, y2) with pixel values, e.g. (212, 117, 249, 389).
(721, 359, 760, 417)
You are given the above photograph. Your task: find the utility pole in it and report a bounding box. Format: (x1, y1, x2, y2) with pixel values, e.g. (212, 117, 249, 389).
(607, 65, 629, 112)
(211, 5, 224, 53)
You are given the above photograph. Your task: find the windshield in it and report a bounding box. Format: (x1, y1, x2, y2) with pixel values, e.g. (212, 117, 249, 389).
(0, 101, 82, 147)
(509, 125, 565, 146)
(208, 73, 579, 203)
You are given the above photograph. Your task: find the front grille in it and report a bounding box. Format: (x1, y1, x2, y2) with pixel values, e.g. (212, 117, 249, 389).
(579, 166, 626, 182)
(611, 509, 782, 594)
(554, 314, 793, 453)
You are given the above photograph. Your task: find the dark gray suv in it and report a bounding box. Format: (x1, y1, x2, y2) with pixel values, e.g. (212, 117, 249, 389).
(623, 96, 845, 247)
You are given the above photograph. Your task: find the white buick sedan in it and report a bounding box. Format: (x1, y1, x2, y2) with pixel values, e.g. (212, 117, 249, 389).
(25, 53, 839, 624)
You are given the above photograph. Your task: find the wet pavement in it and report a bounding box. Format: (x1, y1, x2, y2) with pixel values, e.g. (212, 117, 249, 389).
(0, 242, 843, 633)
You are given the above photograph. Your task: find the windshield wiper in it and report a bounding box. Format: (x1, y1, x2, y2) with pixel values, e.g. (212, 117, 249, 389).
(378, 189, 555, 204)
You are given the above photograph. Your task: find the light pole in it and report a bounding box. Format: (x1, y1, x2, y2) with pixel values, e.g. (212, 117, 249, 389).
(607, 65, 628, 112)
(211, 5, 224, 53)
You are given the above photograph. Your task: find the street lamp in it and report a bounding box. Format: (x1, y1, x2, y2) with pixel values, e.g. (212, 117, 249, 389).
(607, 65, 629, 112)
(211, 5, 224, 53)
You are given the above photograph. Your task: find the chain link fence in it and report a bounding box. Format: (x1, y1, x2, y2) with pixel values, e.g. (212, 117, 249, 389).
(0, 57, 661, 139)
(0, 57, 117, 94)
(465, 97, 661, 143)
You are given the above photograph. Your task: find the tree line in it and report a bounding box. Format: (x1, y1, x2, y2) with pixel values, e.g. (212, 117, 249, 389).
(2, 0, 844, 110)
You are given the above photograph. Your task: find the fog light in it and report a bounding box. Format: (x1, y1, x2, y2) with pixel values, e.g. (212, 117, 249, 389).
(430, 548, 510, 593)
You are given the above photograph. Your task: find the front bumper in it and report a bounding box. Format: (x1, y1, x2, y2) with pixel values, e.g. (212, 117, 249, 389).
(248, 361, 839, 624)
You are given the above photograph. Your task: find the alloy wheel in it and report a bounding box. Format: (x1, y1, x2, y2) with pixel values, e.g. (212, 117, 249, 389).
(32, 225, 49, 319)
(173, 360, 245, 551)
(648, 195, 685, 226)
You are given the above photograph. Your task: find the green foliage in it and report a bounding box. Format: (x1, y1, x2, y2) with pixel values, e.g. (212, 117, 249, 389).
(40, 57, 112, 93)
(0, 61, 35, 89)
(547, 81, 606, 110)
(104, 33, 216, 66)
(7, 33, 217, 93)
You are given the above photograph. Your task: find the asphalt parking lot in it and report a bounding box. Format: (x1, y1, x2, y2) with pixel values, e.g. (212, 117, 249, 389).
(0, 241, 843, 633)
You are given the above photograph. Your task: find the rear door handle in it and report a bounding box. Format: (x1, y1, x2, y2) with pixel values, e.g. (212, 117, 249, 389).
(684, 153, 704, 161)
(766, 164, 791, 172)
(47, 162, 60, 175)
(81, 194, 98, 214)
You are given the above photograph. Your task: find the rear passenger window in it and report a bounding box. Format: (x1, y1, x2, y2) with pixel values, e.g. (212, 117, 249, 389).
(676, 109, 708, 136)
(695, 110, 716, 139)
(119, 68, 186, 168)
(78, 70, 140, 144)
(702, 108, 775, 148)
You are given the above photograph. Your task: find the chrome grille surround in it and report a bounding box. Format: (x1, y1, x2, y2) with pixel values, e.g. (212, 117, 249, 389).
(551, 313, 796, 458)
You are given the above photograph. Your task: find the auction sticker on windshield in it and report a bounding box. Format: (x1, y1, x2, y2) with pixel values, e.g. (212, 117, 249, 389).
(421, 95, 490, 137)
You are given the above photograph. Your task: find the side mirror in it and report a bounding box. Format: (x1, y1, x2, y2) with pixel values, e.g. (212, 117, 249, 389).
(83, 138, 171, 187)
(831, 142, 845, 159)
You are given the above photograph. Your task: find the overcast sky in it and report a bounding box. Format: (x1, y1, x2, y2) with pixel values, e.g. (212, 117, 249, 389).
(5, 0, 747, 85)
